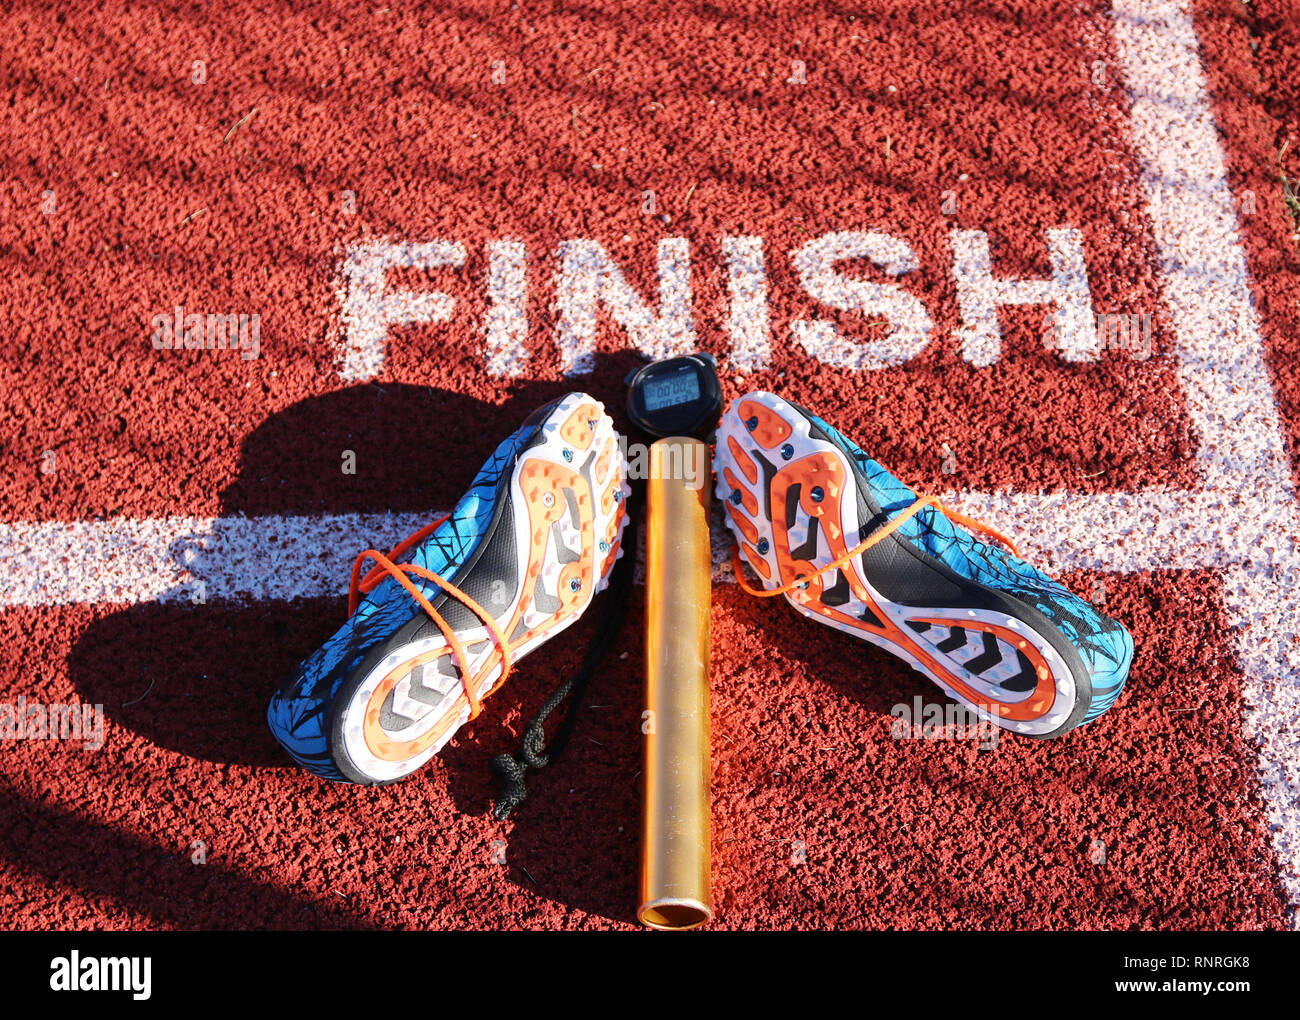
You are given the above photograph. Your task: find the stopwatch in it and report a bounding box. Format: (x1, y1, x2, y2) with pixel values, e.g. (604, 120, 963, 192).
(624, 353, 724, 440)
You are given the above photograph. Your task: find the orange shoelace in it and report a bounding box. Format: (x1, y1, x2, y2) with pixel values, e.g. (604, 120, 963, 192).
(348, 516, 511, 720)
(732, 493, 1018, 599)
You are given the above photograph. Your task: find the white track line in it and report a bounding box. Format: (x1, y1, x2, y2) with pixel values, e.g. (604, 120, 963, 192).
(1112, 0, 1300, 925)
(0, 0, 1292, 926)
(0, 490, 1235, 612)
(0, 513, 426, 607)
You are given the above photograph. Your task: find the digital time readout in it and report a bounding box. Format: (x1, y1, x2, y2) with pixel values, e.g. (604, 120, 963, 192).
(642, 367, 702, 412)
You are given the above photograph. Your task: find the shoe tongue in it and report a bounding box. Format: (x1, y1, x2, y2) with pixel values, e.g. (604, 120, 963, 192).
(789, 398, 972, 564)
(793, 402, 917, 501)
(793, 402, 960, 556)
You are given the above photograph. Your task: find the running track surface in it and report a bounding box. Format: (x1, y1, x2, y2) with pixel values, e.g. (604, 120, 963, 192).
(2, 0, 1299, 929)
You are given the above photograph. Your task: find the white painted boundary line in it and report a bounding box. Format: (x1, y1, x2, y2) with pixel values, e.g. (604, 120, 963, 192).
(0, 489, 1246, 611)
(1111, 0, 1300, 926)
(0, 0, 1291, 924)
(0, 513, 427, 607)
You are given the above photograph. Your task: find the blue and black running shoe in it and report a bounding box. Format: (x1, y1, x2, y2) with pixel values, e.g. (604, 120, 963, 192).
(715, 390, 1133, 738)
(269, 392, 630, 783)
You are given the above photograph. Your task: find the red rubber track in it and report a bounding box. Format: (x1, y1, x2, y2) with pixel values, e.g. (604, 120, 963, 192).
(0, 1, 1295, 928)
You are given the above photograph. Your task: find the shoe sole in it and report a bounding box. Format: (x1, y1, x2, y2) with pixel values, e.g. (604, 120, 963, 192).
(329, 393, 629, 783)
(715, 391, 1093, 739)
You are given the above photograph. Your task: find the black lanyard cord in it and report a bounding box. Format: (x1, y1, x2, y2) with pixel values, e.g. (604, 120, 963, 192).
(489, 478, 642, 820)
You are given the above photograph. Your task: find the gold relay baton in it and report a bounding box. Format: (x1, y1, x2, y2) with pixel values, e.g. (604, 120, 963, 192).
(639, 437, 713, 929)
(624, 354, 723, 931)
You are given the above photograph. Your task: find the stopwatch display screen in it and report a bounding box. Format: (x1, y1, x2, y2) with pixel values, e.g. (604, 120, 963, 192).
(625, 353, 723, 440)
(642, 364, 701, 412)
